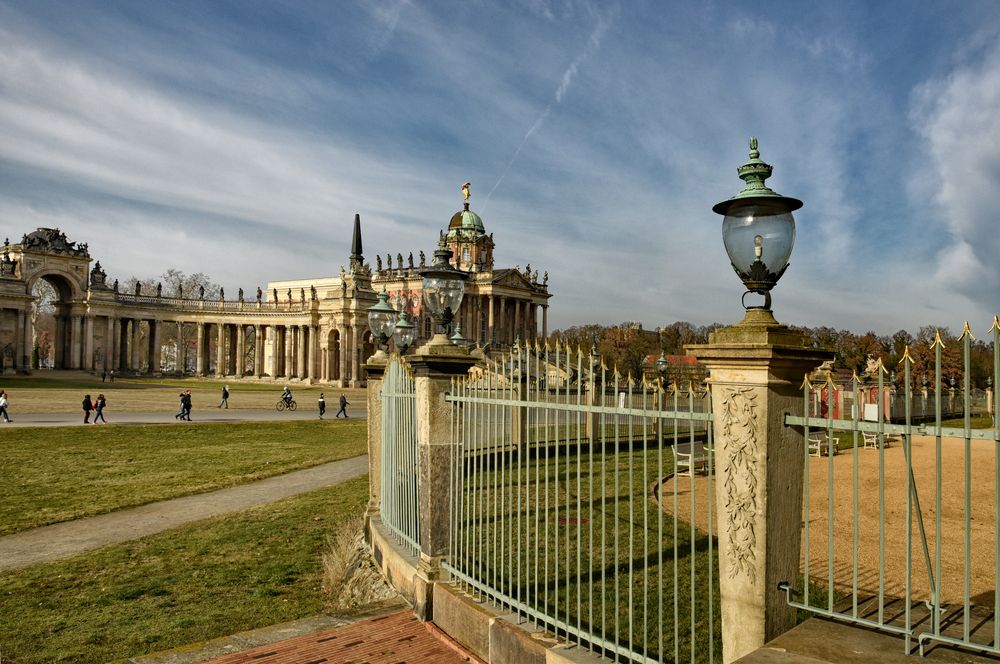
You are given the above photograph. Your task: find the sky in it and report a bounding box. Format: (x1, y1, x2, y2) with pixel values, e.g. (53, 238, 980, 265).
(1, 0, 1000, 336)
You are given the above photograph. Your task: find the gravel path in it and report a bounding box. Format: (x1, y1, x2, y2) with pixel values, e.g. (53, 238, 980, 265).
(662, 435, 997, 604)
(0, 454, 369, 572)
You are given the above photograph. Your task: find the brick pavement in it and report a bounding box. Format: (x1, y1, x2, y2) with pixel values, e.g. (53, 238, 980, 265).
(202, 610, 481, 664)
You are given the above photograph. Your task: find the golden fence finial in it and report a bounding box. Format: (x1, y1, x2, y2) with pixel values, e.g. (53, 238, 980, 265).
(801, 375, 813, 390)
(931, 329, 946, 350)
(898, 344, 915, 366)
(959, 321, 976, 342)
(991, 315, 1000, 334)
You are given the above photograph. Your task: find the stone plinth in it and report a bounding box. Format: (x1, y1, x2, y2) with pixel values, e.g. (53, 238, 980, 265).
(689, 308, 833, 664)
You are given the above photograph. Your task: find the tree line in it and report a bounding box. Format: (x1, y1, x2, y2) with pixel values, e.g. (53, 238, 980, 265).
(549, 321, 996, 389)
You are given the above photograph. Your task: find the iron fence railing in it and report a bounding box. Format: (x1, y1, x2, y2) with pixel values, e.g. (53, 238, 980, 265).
(784, 321, 1000, 657)
(380, 356, 420, 557)
(444, 342, 719, 664)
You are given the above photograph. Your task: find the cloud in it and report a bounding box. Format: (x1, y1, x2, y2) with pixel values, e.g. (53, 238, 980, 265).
(912, 40, 1000, 300)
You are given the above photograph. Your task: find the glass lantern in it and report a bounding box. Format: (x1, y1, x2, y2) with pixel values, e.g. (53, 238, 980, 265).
(393, 313, 416, 353)
(367, 290, 399, 347)
(713, 137, 802, 310)
(419, 234, 468, 337)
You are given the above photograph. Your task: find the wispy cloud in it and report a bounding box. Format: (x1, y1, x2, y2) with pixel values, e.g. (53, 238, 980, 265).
(484, 5, 617, 208)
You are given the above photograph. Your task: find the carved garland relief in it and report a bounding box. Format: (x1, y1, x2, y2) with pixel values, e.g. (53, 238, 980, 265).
(720, 385, 759, 583)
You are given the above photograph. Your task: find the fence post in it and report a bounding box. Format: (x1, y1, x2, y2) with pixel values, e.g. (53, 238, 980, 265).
(407, 343, 478, 620)
(364, 355, 386, 522)
(689, 309, 833, 663)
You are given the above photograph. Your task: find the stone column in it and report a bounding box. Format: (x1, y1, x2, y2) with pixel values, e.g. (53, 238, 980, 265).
(130, 319, 141, 371)
(498, 296, 506, 346)
(20, 308, 30, 370)
(405, 344, 479, 619)
(284, 326, 294, 378)
(295, 325, 308, 380)
(307, 326, 317, 382)
(255, 325, 265, 377)
(270, 325, 281, 377)
(176, 322, 186, 374)
(112, 318, 121, 371)
(542, 304, 548, 340)
(688, 309, 832, 663)
(236, 325, 246, 376)
(82, 316, 95, 370)
(195, 323, 206, 376)
(513, 300, 521, 343)
(486, 295, 496, 344)
(105, 317, 114, 372)
(150, 320, 162, 373)
(228, 325, 238, 375)
(14, 309, 25, 371)
(338, 326, 348, 386)
(215, 323, 226, 376)
(351, 324, 360, 385)
(70, 315, 83, 369)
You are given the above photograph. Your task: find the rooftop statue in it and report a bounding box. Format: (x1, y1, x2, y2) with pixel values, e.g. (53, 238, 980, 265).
(461, 181, 471, 201)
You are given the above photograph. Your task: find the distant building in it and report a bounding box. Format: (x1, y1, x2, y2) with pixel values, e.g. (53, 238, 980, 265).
(0, 189, 552, 385)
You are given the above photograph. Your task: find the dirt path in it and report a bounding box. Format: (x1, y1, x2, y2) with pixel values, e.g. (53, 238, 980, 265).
(0, 454, 369, 572)
(662, 435, 998, 604)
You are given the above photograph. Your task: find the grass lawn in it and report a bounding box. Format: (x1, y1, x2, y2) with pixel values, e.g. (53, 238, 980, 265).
(0, 475, 370, 664)
(0, 419, 367, 535)
(0, 371, 366, 414)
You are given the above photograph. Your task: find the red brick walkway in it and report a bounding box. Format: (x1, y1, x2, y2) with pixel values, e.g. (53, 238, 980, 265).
(203, 610, 480, 664)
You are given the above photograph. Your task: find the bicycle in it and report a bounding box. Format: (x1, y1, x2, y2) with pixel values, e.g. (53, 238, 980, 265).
(275, 399, 297, 412)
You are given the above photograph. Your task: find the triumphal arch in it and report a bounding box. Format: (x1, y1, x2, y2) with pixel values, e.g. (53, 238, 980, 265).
(0, 192, 551, 385)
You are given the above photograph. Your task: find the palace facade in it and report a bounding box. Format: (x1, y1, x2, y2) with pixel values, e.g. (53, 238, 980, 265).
(0, 194, 551, 385)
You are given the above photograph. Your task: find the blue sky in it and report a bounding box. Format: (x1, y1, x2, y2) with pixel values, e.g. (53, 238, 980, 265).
(2, 1, 1000, 335)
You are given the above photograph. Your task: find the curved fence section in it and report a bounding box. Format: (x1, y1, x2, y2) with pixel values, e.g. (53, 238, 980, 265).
(442, 342, 719, 664)
(380, 355, 420, 557)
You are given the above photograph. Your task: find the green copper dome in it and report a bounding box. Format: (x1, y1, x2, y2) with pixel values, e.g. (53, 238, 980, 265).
(448, 202, 485, 233)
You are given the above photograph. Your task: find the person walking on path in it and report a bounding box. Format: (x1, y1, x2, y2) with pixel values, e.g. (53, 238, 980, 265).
(318, 393, 326, 419)
(82, 394, 94, 424)
(93, 394, 108, 423)
(109, 369, 115, 383)
(0, 390, 11, 423)
(336, 394, 349, 418)
(219, 384, 229, 409)
(101, 370, 106, 383)
(182, 390, 193, 421)
(175, 392, 186, 420)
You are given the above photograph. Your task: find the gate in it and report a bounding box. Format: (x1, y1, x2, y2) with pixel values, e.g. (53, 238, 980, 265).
(380, 355, 420, 557)
(784, 322, 1000, 657)
(442, 342, 720, 663)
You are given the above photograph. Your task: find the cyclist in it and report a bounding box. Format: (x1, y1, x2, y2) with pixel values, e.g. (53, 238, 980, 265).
(282, 386, 293, 406)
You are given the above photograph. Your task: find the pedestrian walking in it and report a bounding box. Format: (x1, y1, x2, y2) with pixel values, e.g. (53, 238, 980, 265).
(219, 384, 229, 409)
(109, 369, 115, 383)
(82, 394, 94, 424)
(175, 392, 184, 419)
(93, 394, 108, 423)
(0, 390, 11, 423)
(101, 370, 107, 383)
(318, 393, 326, 419)
(183, 390, 193, 421)
(336, 393, 349, 418)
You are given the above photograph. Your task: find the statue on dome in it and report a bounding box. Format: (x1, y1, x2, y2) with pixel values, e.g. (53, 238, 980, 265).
(461, 181, 471, 201)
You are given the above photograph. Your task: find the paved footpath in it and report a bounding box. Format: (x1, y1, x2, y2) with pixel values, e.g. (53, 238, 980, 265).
(0, 454, 369, 572)
(0, 409, 366, 427)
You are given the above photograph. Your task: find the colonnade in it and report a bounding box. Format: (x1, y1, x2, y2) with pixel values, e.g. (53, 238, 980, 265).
(439, 294, 548, 348)
(21, 311, 369, 385)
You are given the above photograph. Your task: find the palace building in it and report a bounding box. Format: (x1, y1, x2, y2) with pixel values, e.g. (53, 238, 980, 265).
(0, 189, 551, 385)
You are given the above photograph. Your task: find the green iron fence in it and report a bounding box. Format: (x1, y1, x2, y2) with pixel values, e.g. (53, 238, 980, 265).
(783, 321, 1000, 657)
(442, 342, 720, 664)
(380, 355, 420, 557)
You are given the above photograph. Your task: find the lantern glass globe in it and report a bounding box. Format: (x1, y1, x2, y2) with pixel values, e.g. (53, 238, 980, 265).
(721, 200, 796, 278)
(422, 275, 465, 322)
